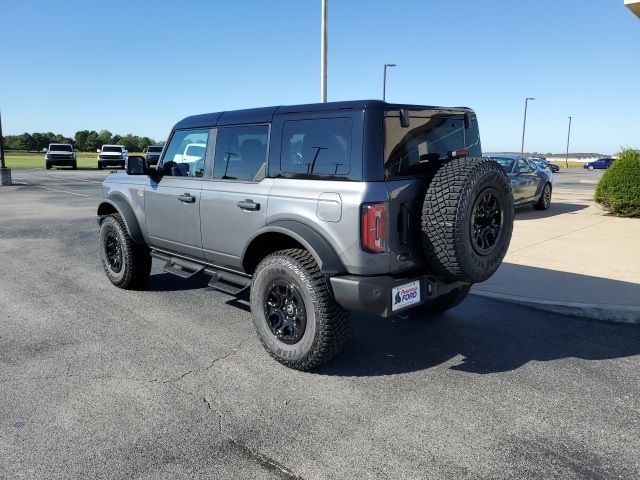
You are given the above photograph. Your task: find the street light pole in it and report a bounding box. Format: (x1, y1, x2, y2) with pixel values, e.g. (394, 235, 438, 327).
(382, 63, 396, 101)
(0, 109, 12, 186)
(520, 97, 535, 156)
(565, 116, 572, 169)
(320, 0, 327, 103)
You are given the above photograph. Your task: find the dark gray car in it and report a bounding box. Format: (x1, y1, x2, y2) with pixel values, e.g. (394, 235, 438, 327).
(485, 154, 552, 210)
(97, 101, 515, 370)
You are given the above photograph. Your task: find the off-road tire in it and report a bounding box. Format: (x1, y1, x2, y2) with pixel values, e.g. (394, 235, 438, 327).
(534, 183, 552, 210)
(99, 214, 151, 289)
(250, 248, 349, 371)
(421, 157, 514, 283)
(411, 285, 470, 316)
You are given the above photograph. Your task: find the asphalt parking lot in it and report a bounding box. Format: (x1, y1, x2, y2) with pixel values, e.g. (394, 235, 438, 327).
(1, 168, 639, 479)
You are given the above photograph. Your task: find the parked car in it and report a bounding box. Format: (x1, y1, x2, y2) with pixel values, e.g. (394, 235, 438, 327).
(97, 100, 515, 370)
(485, 154, 552, 210)
(45, 143, 77, 170)
(530, 157, 559, 173)
(144, 145, 163, 166)
(583, 158, 614, 170)
(97, 145, 128, 170)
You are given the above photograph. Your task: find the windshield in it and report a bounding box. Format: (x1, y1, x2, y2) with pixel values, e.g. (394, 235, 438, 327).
(147, 146, 163, 153)
(384, 110, 481, 178)
(185, 144, 206, 158)
(488, 156, 515, 172)
(50, 144, 72, 152)
(102, 146, 122, 153)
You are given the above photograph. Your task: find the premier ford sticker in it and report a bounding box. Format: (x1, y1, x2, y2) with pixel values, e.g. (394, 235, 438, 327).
(391, 280, 421, 311)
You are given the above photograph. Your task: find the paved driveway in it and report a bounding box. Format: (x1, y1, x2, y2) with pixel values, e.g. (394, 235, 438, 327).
(1, 170, 639, 479)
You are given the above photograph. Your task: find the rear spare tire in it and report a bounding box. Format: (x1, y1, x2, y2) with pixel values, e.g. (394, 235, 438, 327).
(421, 157, 513, 283)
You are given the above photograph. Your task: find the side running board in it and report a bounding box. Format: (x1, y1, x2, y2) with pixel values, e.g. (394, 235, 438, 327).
(205, 268, 251, 296)
(151, 251, 204, 279)
(150, 250, 251, 296)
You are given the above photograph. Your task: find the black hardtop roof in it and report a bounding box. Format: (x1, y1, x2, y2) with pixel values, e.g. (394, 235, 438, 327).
(173, 100, 473, 130)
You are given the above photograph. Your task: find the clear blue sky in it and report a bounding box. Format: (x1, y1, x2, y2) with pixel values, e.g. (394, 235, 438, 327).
(1, 0, 638, 154)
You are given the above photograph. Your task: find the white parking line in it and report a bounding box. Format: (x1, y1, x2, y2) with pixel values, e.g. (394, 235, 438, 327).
(50, 175, 104, 184)
(12, 181, 91, 197)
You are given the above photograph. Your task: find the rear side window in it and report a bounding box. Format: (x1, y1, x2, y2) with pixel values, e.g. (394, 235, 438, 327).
(213, 125, 269, 182)
(279, 118, 351, 178)
(384, 112, 481, 178)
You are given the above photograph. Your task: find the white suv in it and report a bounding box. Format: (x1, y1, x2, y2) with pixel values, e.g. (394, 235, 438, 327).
(97, 145, 128, 170)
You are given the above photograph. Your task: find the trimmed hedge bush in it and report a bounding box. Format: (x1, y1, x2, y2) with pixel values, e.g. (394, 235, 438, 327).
(594, 148, 640, 217)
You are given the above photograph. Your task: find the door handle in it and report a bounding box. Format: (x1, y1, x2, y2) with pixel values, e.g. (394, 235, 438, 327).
(178, 193, 196, 204)
(237, 199, 260, 211)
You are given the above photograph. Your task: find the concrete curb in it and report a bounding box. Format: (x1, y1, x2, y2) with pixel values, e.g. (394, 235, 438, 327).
(470, 289, 640, 325)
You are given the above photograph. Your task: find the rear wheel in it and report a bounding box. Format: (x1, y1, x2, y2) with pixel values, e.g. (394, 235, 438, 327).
(411, 285, 470, 315)
(421, 157, 514, 283)
(250, 248, 349, 370)
(534, 183, 552, 210)
(99, 214, 151, 289)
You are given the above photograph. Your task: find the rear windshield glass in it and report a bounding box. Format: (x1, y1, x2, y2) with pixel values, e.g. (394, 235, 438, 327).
(50, 144, 72, 151)
(147, 146, 163, 153)
(384, 110, 481, 178)
(488, 157, 515, 172)
(102, 146, 122, 153)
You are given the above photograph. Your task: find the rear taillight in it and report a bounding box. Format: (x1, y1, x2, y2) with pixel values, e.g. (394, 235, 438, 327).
(361, 202, 388, 253)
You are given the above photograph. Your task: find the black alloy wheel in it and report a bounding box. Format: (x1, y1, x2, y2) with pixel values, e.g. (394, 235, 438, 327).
(264, 280, 307, 345)
(542, 184, 551, 209)
(470, 188, 504, 256)
(104, 230, 123, 274)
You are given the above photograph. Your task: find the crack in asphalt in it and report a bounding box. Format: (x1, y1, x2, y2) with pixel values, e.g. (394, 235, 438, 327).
(0, 338, 252, 386)
(202, 391, 303, 480)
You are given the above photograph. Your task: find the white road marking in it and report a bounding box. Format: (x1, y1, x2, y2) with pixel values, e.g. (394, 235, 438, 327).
(12, 181, 91, 197)
(50, 175, 104, 184)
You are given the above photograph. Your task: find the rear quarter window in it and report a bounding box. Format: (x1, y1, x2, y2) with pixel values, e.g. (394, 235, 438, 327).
(279, 117, 352, 179)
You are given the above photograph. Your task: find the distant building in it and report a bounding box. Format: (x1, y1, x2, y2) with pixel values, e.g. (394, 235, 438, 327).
(626, 0, 640, 18)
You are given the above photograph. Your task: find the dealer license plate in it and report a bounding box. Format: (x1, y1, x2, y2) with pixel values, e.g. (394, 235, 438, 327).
(391, 280, 421, 311)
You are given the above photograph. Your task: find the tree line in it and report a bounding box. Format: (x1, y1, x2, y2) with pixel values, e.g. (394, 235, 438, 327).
(2, 130, 161, 153)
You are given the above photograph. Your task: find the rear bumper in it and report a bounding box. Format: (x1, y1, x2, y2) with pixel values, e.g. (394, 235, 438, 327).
(329, 274, 466, 317)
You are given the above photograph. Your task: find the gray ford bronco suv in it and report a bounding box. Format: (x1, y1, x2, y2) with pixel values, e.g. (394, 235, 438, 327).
(97, 100, 513, 370)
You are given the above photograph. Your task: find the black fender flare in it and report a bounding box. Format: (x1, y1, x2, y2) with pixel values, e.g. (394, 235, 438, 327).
(243, 220, 346, 274)
(97, 195, 144, 245)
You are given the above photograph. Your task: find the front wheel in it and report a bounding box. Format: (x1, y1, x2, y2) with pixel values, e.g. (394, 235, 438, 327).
(72, 162, 77, 170)
(250, 249, 349, 370)
(588, 165, 594, 171)
(46, 162, 51, 170)
(534, 183, 552, 210)
(99, 214, 151, 289)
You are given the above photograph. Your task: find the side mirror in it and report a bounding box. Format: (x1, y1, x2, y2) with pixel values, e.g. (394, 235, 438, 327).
(126, 155, 147, 175)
